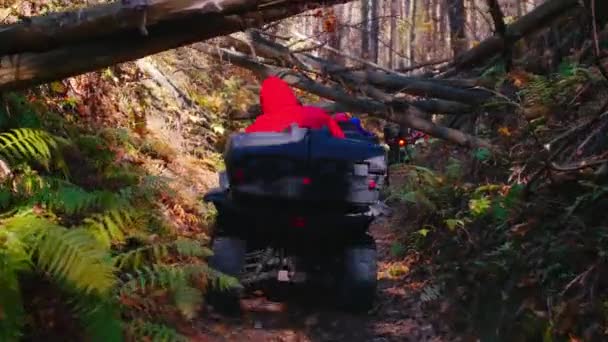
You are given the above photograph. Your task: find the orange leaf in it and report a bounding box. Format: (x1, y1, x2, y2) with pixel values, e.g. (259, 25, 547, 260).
(508, 69, 532, 88)
(323, 13, 337, 33)
(498, 126, 512, 137)
(569, 334, 583, 342)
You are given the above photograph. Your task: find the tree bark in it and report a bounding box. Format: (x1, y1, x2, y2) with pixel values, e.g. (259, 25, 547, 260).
(0, 0, 350, 91)
(447, 0, 581, 71)
(369, 0, 380, 63)
(389, 0, 399, 68)
(408, 0, 417, 66)
(447, 0, 467, 57)
(486, 0, 511, 70)
(360, 0, 369, 58)
(219, 31, 494, 105)
(0, 0, 285, 55)
(327, 5, 343, 62)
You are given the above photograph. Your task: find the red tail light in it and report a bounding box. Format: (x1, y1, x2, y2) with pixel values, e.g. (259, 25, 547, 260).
(398, 139, 406, 147)
(290, 216, 306, 228)
(368, 179, 377, 189)
(234, 168, 245, 183)
(302, 177, 312, 185)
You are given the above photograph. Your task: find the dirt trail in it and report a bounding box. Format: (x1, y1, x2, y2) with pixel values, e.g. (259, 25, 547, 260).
(192, 215, 454, 342)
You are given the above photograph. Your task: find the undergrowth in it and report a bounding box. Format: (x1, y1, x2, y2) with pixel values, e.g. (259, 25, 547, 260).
(390, 63, 608, 341)
(0, 88, 237, 341)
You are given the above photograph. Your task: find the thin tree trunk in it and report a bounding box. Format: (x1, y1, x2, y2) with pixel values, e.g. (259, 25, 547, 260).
(399, 0, 408, 69)
(360, 0, 369, 58)
(370, 0, 380, 63)
(328, 5, 343, 62)
(447, 0, 467, 57)
(468, 0, 478, 43)
(389, 0, 399, 68)
(423, 0, 432, 61)
(408, 0, 417, 66)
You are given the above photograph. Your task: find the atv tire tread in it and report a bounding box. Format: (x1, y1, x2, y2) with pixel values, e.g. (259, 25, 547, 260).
(207, 236, 246, 315)
(338, 235, 377, 313)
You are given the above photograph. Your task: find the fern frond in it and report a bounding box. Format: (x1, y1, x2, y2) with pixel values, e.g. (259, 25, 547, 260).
(206, 266, 242, 292)
(172, 282, 203, 319)
(37, 227, 116, 294)
(4, 215, 115, 294)
(126, 320, 188, 342)
(119, 264, 191, 295)
(113, 238, 211, 270)
(175, 238, 212, 258)
(0, 230, 31, 342)
(85, 209, 134, 249)
(138, 175, 175, 199)
(11, 166, 45, 197)
(0, 187, 12, 210)
(0, 129, 63, 169)
(119, 262, 239, 301)
(114, 244, 171, 270)
(33, 183, 126, 215)
(70, 293, 123, 342)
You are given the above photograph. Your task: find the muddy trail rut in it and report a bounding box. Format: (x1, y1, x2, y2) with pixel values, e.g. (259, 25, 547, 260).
(189, 215, 455, 342)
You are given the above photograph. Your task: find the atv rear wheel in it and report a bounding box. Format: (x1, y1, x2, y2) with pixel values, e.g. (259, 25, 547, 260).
(207, 236, 246, 315)
(337, 235, 377, 312)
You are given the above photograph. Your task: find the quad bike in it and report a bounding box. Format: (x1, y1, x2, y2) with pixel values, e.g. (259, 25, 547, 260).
(383, 124, 428, 165)
(203, 123, 389, 314)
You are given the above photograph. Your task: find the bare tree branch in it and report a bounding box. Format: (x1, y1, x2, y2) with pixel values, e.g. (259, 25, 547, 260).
(0, 0, 352, 91)
(196, 44, 494, 149)
(445, 0, 581, 72)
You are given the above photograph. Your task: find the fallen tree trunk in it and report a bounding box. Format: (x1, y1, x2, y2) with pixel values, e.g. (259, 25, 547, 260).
(447, 0, 581, 71)
(198, 44, 494, 149)
(219, 31, 493, 105)
(0, 1, 346, 91)
(0, 0, 321, 55)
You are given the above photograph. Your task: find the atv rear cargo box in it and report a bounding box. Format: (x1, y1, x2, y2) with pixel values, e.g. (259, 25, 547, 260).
(224, 125, 386, 206)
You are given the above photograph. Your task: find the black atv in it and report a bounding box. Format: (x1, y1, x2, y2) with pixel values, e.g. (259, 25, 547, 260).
(203, 124, 389, 314)
(383, 124, 411, 165)
(383, 124, 428, 166)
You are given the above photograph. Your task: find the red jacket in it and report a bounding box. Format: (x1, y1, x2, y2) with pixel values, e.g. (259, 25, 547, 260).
(245, 77, 344, 138)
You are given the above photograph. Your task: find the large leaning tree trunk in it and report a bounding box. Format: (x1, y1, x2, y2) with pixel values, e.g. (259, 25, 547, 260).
(0, 0, 351, 91)
(0, 0, 586, 150)
(443, 0, 580, 73)
(197, 0, 585, 149)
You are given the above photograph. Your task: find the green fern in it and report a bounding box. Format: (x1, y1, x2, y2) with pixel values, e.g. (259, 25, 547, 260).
(172, 282, 203, 319)
(0, 129, 65, 170)
(119, 264, 196, 295)
(206, 266, 242, 292)
(33, 182, 127, 215)
(10, 165, 46, 197)
(68, 292, 123, 342)
(0, 229, 31, 341)
(175, 238, 212, 258)
(85, 209, 135, 249)
(126, 320, 188, 342)
(4, 214, 115, 294)
(119, 264, 207, 319)
(120, 263, 239, 296)
(119, 263, 239, 319)
(113, 238, 212, 270)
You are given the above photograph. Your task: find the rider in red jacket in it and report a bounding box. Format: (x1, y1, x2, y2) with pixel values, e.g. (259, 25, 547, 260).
(245, 77, 345, 138)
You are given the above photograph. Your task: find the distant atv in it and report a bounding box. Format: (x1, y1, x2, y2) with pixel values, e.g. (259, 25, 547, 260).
(383, 124, 428, 165)
(203, 124, 389, 314)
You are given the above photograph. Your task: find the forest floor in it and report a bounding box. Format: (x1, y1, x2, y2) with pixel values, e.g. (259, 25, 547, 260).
(188, 181, 457, 342)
